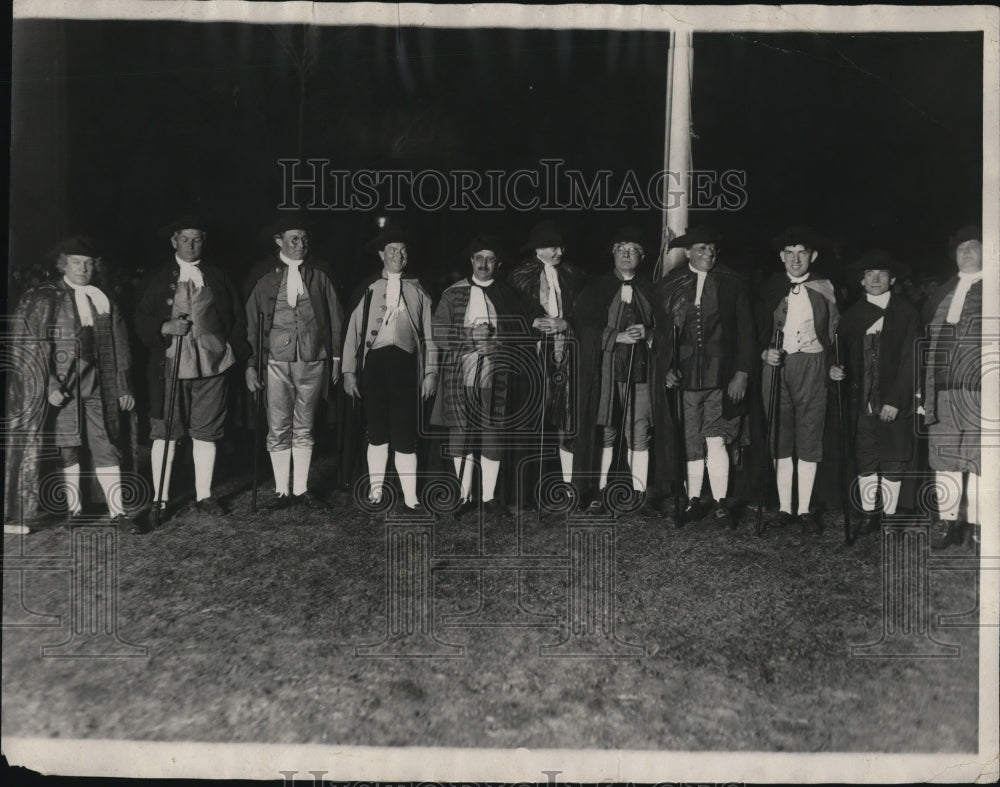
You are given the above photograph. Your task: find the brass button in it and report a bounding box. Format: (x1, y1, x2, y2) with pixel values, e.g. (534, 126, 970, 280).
(366, 341, 373, 348)
(169, 283, 176, 291)
(166, 298, 174, 306)
(370, 330, 378, 336)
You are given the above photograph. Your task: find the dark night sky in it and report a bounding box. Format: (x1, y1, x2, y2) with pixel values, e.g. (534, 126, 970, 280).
(11, 20, 984, 290)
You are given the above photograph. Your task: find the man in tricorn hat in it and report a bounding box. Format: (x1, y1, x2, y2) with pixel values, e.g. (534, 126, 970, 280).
(508, 220, 588, 509)
(342, 225, 437, 514)
(5, 236, 136, 534)
(831, 250, 921, 535)
(656, 226, 754, 527)
(431, 235, 542, 518)
(134, 215, 248, 528)
(920, 225, 984, 551)
(755, 225, 840, 536)
(574, 226, 656, 514)
(244, 213, 344, 509)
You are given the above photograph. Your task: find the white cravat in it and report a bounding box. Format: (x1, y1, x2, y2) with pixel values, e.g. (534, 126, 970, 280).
(865, 291, 890, 335)
(279, 252, 305, 307)
(467, 279, 495, 326)
(175, 256, 205, 290)
(620, 275, 634, 304)
(384, 271, 403, 326)
(688, 263, 707, 306)
(63, 277, 110, 327)
(946, 270, 983, 324)
(541, 263, 561, 317)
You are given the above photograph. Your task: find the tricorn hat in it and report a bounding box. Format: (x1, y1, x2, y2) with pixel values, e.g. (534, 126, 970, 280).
(948, 225, 981, 258)
(464, 234, 504, 259)
(668, 225, 721, 250)
(771, 225, 827, 252)
(521, 220, 565, 251)
(159, 213, 208, 238)
(364, 225, 410, 254)
(611, 225, 647, 250)
(268, 211, 314, 236)
(847, 249, 910, 279)
(48, 235, 100, 260)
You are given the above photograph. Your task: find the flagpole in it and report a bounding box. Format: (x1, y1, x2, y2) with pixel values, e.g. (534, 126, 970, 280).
(656, 27, 694, 281)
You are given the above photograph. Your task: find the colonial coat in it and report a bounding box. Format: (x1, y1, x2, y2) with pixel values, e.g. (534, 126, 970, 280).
(649, 263, 755, 487)
(430, 277, 543, 430)
(838, 292, 921, 464)
(4, 279, 132, 524)
(507, 257, 588, 433)
(134, 259, 249, 418)
(243, 254, 344, 403)
(572, 272, 655, 493)
(920, 275, 983, 425)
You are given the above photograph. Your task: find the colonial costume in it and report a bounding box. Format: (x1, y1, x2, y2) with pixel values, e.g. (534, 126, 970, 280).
(921, 225, 984, 550)
(655, 227, 754, 526)
(574, 226, 656, 511)
(244, 215, 343, 509)
(755, 226, 840, 534)
(342, 226, 437, 513)
(837, 250, 921, 532)
(4, 236, 134, 532)
(134, 215, 248, 523)
(431, 235, 542, 516)
(508, 220, 587, 502)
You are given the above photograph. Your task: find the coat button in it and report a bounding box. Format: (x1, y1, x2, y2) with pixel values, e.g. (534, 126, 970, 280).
(366, 341, 373, 348)
(169, 283, 176, 291)
(167, 298, 174, 306)
(370, 330, 378, 336)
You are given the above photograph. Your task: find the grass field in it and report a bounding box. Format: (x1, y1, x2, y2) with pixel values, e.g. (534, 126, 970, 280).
(2, 452, 980, 753)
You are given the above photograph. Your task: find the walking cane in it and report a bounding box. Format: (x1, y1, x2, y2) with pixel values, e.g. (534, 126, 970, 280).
(250, 313, 265, 514)
(671, 324, 684, 527)
(537, 333, 550, 523)
(616, 342, 637, 483)
(755, 328, 784, 536)
(457, 349, 486, 507)
(151, 312, 189, 529)
(834, 336, 854, 545)
(348, 289, 374, 489)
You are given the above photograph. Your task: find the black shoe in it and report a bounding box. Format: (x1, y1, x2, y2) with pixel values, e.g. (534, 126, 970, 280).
(863, 512, 881, 535)
(586, 498, 610, 517)
(713, 498, 737, 529)
(773, 510, 794, 528)
(110, 513, 135, 532)
(931, 519, 967, 550)
(799, 511, 824, 536)
(264, 493, 293, 511)
(682, 498, 708, 524)
(454, 499, 477, 520)
(194, 497, 227, 516)
(63, 510, 87, 528)
(483, 499, 509, 519)
(292, 491, 329, 510)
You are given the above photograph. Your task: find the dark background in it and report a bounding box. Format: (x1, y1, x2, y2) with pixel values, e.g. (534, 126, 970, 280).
(9, 20, 984, 297)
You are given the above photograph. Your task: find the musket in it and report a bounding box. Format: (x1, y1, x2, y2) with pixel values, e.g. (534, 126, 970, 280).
(348, 288, 375, 487)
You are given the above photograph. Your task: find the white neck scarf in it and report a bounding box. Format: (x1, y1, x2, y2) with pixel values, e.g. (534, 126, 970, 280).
(866, 291, 891, 309)
(946, 270, 983, 324)
(688, 263, 708, 306)
(541, 262, 561, 317)
(467, 282, 495, 327)
(279, 252, 305, 307)
(175, 255, 205, 289)
(620, 274, 634, 304)
(384, 271, 403, 325)
(63, 277, 110, 327)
